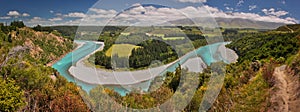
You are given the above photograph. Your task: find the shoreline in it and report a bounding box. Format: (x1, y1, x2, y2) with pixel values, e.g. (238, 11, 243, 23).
(65, 41, 238, 86)
(218, 43, 239, 64)
(68, 41, 209, 85)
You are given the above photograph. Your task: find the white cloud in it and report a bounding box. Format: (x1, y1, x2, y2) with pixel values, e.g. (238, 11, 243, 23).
(285, 17, 298, 23)
(21, 4, 298, 26)
(7, 11, 20, 16)
(0, 16, 11, 19)
(203, 5, 219, 13)
(55, 13, 62, 16)
(178, 0, 207, 3)
(61, 19, 82, 25)
(132, 3, 142, 7)
(24, 9, 117, 26)
(29, 17, 46, 24)
(107, 6, 182, 25)
(237, 0, 244, 7)
(64, 12, 86, 18)
(6, 11, 30, 17)
(32, 17, 42, 21)
(73, 8, 119, 25)
(22, 13, 30, 17)
(226, 7, 234, 11)
(22, 16, 56, 26)
(89, 8, 117, 15)
(224, 3, 229, 6)
(105, 5, 297, 25)
(207, 7, 295, 24)
(262, 8, 288, 17)
(50, 10, 54, 13)
(49, 17, 62, 21)
(249, 5, 257, 11)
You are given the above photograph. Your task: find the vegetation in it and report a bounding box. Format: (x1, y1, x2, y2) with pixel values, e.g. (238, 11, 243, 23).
(92, 26, 208, 70)
(210, 27, 300, 111)
(227, 32, 300, 62)
(1, 21, 300, 111)
(0, 22, 89, 111)
(0, 78, 26, 112)
(276, 24, 300, 32)
(105, 44, 140, 57)
(10, 21, 26, 28)
(86, 25, 300, 111)
(129, 40, 178, 69)
(32, 25, 128, 41)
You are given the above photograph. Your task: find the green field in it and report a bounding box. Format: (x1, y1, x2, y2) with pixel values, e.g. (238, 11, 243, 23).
(162, 37, 185, 40)
(105, 44, 141, 57)
(150, 28, 183, 35)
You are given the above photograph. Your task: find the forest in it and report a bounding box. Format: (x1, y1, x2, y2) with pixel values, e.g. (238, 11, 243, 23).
(92, 26, 209, 70)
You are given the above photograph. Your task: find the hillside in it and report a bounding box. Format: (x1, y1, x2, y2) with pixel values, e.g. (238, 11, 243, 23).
(1, 27, 73, 65)
(276, 24, 300, 32)
(168, 17, 285, 29)
(209, 26, 300, 111)
(0, 23, 89, 111)
(216, 18, 285, 29)
(1, 21, 300, 111)
(76, 24, 300, 111)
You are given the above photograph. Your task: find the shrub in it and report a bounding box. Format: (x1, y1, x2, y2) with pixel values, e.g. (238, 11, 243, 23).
(262, 60, 276, 87)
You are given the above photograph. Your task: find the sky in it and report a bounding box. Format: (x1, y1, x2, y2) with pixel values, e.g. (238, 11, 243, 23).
(0, 0, 299, 26)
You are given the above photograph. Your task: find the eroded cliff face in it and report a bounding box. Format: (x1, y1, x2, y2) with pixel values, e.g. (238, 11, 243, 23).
(5, 27, 73, 65)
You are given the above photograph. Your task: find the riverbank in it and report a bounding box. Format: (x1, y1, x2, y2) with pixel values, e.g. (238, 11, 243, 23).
(68, 41, 238, 85)
(69, 41, 199, 85)
(52, 40, 104, 93)
(218, 43, 239, 63)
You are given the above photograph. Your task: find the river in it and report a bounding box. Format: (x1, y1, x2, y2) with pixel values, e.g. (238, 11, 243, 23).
(52, 40, 237, 96)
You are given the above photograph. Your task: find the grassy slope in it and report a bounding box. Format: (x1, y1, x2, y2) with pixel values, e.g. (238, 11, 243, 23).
(230, 72, 269, 111)
(211, 28, 300, 111)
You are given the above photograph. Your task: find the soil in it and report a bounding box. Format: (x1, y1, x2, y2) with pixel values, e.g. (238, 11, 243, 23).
(268, 65, 300, 112)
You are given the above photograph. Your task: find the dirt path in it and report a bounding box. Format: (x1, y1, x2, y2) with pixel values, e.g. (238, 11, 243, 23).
(269, 65, 300, 112)
(284, 25, 294, 33)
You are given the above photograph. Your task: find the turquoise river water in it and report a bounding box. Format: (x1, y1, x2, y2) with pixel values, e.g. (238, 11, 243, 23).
(52, 40, 229, 96)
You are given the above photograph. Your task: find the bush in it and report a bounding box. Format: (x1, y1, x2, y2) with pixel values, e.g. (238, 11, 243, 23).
(262, 60, 276, 87)
(0, 78, 26, 112)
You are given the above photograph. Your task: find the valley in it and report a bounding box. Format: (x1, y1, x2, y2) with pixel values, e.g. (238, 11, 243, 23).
(1, 21, 300, 111)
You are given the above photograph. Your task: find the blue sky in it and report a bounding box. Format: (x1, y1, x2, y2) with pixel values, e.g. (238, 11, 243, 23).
(0, 0, 299, 26)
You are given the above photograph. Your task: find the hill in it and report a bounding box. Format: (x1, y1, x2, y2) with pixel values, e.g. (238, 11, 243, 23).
(1, 27, 73, 65)
(209, 27, 300, 111)
(276, 24, 300, 32)
(0, 24, 89, 111)
(168, 17, 285, 29)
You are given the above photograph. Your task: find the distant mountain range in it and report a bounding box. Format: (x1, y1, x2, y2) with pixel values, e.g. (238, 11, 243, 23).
(169, 17, 286, 29)
(40, 18, 288, 32)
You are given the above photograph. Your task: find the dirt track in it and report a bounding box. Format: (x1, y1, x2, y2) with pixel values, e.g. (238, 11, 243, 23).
(268, 65, 300, 112)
